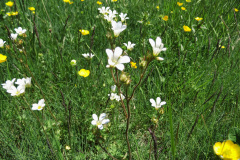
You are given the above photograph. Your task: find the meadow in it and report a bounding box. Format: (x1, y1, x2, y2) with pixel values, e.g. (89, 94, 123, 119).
(0, 0, 240, 159)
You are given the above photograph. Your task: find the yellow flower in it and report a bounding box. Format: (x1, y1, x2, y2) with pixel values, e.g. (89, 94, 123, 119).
(221, 46, 225, 48)
(112, 0, 117, 2)
(0, 54, 7, 63)
(65, 146, 71, 150)
(183, 25, 191, 32)
(195, 17, 203, 21)
(6, 1, 14, 7)
(162, 16, 168, 21)
(79, 29, 89, 35)
(28, 7, 35, 11)
(32, 11, 35, 14)
(78, 69, 90, 77)
(186, 0, 191, 2)
(181, 7, 186, 10)
(6, 12, 12, 16)
(235, 8, 239, 12)
(177, 2, 183, 6)
(81, 0, 84, 1)
(69, 1, 73, 4)
(213, 140, 240, 160)
(97, 1, 102, 5)
(12, 12, 18, 16)
(63, 0, 70, 2)
(156, 6, 159, 10)
(170, 11, 173, 13)
(130, 62, 137, 69)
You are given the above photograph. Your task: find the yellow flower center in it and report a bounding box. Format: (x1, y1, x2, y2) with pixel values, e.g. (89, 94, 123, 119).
(38, 106, 42, 110)
(96, 121, 101, 126)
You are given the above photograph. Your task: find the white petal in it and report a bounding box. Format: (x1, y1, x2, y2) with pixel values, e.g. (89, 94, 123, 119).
(156, 57, 164, 61)
(113, 47, 123, 60)
(92, 114, 98, 121)
(99, 113, 106, 121)
(115, 64, 124, 71)
(155, 37, 162, 48)
(98, 124, 103, 130)
(91, 120, 97, 125)
(149, 38, 155, 48)
(156, 97, 161, 105)
(118, 56, 130, 64)
(106, 49, 113, 60)
(102, 119, 110, 124)
(162, 48, 167, 51)
(160, 101, 166, 106)
(32, 104, 38, 110)
(150, 99, 156, 107)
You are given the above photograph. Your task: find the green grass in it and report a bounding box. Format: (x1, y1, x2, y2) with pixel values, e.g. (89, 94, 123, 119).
(0, 0, 240, 159)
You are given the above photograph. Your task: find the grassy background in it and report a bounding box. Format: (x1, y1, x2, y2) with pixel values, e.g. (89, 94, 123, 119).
(0, 0, 240, 159)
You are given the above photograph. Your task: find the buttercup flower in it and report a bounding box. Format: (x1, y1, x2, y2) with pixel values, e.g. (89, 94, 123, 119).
(150, 97, 166, 110)
(11, 12, 18, 16)
(82, 53, 95, 59)
(183, 25, 191, 32)
(0, 54, 7, 63)
(28, 7, 35, 11)
(119, 13, 129, 22)
(123, 41, 135, 51)
(97, 1, 102, 5)
(181, 7, 186, 10)
(2, 78, 15, 90)
(177, 2, 183, 6)
(235, 8, 239, 12)
(112, 0, 117, 2)
(79, 29, 89, 35)
(6, 1, 14, 7)
(78, 69, 90, 77)
(15, 27, 27, 36)
(186, 0, 191, 2)
(0, 39, 6, 48)
(195, 17, 203, 21)
(106, 47, 130, 71)
(32, 99, 45, 110)
(213, 140, 240, 159)
(98, 6, 110, 15)
(10, 33, 18, 40)
(111, 21, 127, 37)
(221, 46, 225, 49)
(91, 113, 110, 130)
(149, 37, 167, 58)
(70, 60, 76, 66)
(130, 62, 137, 68)
(156, 6, 159, 9)
(162, 16, 169, 21)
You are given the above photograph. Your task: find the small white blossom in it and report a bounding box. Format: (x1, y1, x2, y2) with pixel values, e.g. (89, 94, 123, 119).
(111, 21, 127, 37)
(106, 47, 130, 71)
(104, 9, 118, 22)
(91, 113, 110, 130)
(149, 37, 166, 58)
(150, 97, 166, 109)
(115, 94, 125, 101)
(15, 27, 27, 36)
(111, 85, 116, 92)
(98, 6, 110, 15)
(108, 93, 118, 100)
(15, 77, 32, 88)
(70, 60, 77, 66)
(82, 53, 95, 59)
(119, 13, 129, 22)
(2, 78, 16, 90)
(10, 33, 18, 40)
(7, 85, 25, 97)
(0, 39, 6, 48)
(123, 41, 135, 51)
(24, 77, 32, 88)
(32, 99, 45, 110)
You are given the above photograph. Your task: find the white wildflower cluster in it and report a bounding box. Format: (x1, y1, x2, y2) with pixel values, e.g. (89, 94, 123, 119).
(10, 27, 27, 41)
(108, 85, 125, 102)
(98, 6, 128, 37)
(1, 77, 32, 97)
(82, 53, 95, 59)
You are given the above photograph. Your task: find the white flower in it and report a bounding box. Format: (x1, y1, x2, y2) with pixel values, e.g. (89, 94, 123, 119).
(104, 9, 117, 22)
(24, 77, 32, 88)
(0, 39, 6, 48)
(6, 85, 25, 96)
(32, 99, 45, 110)
(108, 93, 118, 100)
(119, 13, 129, 22)
(123, 41, 135, 51)
(106, 47, 130, 71)
(15, 27, 27, 36)
(10, 33, 18, 40)
(150, 97, 166, 109)
(115, 94, 125, 101)
(111, 21, 127, 37)
(70, 60, 77, 66)
(15, 78, 25, 86)
(2, 78, 16, 90)
(98, 6, 110, 15)
(91, 113, 110, 130)
(15, 77, 32, 88)
(149, 37, 167, 58)
(111, 85, 116, 92)
(82, 53, 95, 59)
